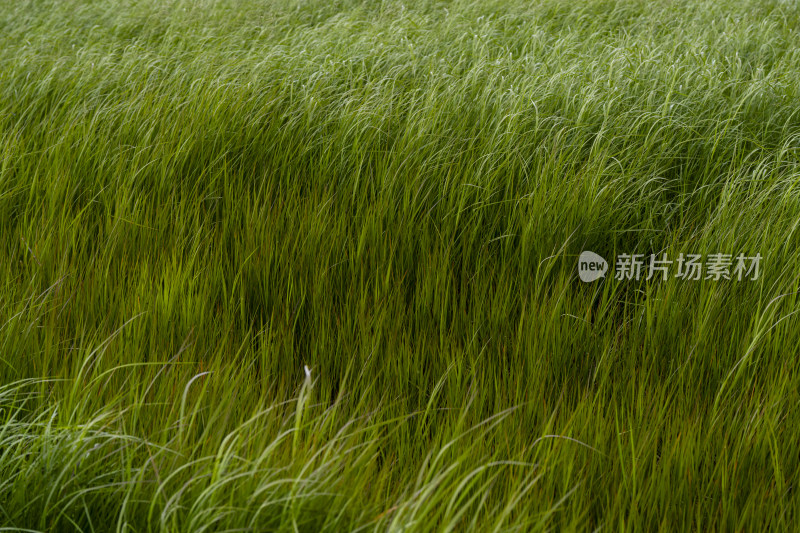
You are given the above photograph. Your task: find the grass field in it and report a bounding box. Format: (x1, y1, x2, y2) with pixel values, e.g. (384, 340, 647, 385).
(1, 0, 800, 530)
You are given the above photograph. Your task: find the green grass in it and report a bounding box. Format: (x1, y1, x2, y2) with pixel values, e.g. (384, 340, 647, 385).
(1, 0, 800, 530)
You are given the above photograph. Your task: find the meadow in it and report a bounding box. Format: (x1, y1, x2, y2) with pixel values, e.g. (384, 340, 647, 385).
(1, 0, 800, 530)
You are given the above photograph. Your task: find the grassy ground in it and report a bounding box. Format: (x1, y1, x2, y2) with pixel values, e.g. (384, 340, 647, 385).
(1, 0, 800, 530)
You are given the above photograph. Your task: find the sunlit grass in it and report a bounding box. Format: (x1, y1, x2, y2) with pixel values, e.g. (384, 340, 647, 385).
(1, 0, 800, 530)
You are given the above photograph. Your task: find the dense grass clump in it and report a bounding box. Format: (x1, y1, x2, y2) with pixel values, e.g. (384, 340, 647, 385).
(1, 0, 800, 530)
